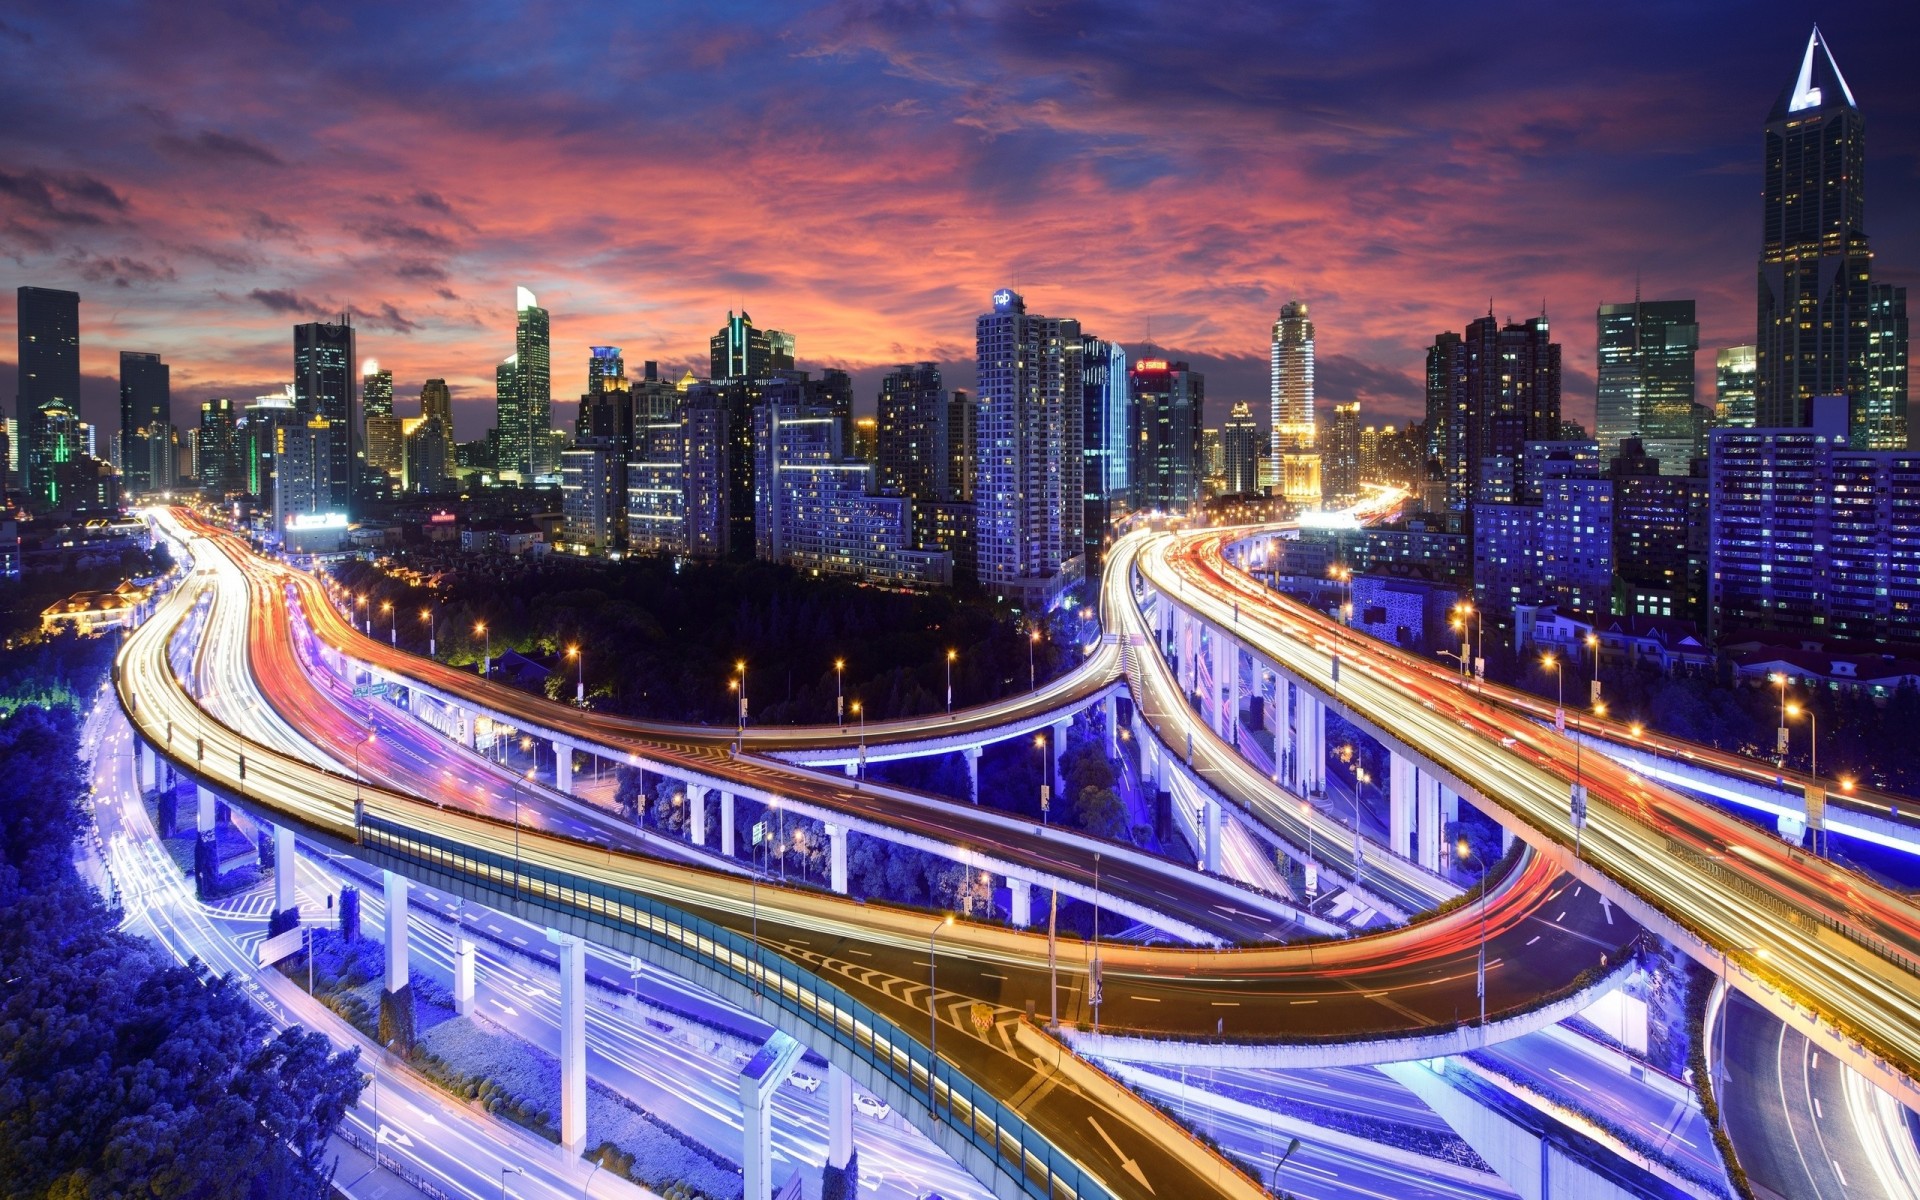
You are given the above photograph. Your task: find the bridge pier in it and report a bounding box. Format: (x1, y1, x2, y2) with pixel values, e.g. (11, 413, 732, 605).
(382, 870, 409, 993)
(454, 936, 476, 1017)
(963, 745, 980, 804)
(1296, 689, 1326, 795)
(739, 1032, 806, 1200)
(720, 792, 736, 858)
(1203, 798, 1222, 874)
(827, 824, 848, 895)
(689, 785, 708, 847)
(548, 930, 587, 1153)
(1226, 642, 1242, 746)
(197, 785, 217, 835)
(1051, 717, 1069, 794)
(1389, 753, 1415, 860)
(827, 1065, 854, 1172)
(1009, 877, 1031, 928)
(1416, 773, 1443, 871)
(138, 740, 157, 793)
(554, 742, 573, 794)
(272, 824, 298, 921)
(1102, 693, 1118, 759)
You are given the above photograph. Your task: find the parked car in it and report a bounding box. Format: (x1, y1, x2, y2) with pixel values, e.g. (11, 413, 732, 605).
(786, 1071, 821, 1093)
(853, 1092, 891, 1120)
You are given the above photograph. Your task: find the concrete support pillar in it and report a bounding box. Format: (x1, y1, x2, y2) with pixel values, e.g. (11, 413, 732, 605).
(1389, 753, 1416, 861)
(273, 824, 298, 916)
(554, 742, 573, 794)
(740, 1033, 805, 1200)
(827, 1065, 853, 1170)
(689, 785, 708, 847)
(963, 746, 980, 804)
(138, 741, 157, 793)
(827, 824, 848, 895)
(454, 936, 476, 1017)
(1226, 642, 1242, 746)
(455, 708, 475, 750)
(197, 785, 217, 834)
(382, 870, 409, 994)
(548, 931, 587, 1153)
(720, 792, 736, 858)
(1051, 717, 1070, 794)
(1298, 692, 1325, 795)
(1203, 798, 1222, 874)
(1416, 774, 1443, 872)
(1442, 787, 1460, 825)
(1102, 693, 1119, 759)
(1009, 878, 1031, 928)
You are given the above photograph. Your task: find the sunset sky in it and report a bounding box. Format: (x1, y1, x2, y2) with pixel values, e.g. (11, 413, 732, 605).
(3, 1, 1916, 442)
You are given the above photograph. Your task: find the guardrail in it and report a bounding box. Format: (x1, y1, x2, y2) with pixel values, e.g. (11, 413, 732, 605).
(355, 813, 1114, 1200)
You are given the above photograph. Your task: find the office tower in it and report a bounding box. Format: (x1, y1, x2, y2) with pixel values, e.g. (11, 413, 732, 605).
(851, 417, 879, 464)
(1271, 300, 1315, 455)
(16, 286, 81, 509)
(1595, 297, 1700, 469)
(1322, 401, 1362, 504)
(753, 399, 950, 587)
(403, 416, 451, 494)
(273, 416, 339, 533)
(119, 351, 171, 494)
(1710, 398, 1920, 643)
(1756, 29, 1882, 443)
(362, 362, 393, 417)
(1610, 438, 1709, 623)
(1079, 337, 1130, 577)
(1473, 440, 1612, 618)
(1862, 283, 1909, 450)
(493, 355, 521, 477)
(1222, 403, 1260, 496)
(1714, 346, 1758, 428)
(293, 318, 355, 512)
(242, 387, 295, 498)
(587, 346, 624, 398)
(578, 374, 637, 453)
(496, 287, 553, 477)
(1358, 425, 1382, 483)
(1128, 358, 1203, 515)
(1430, 313, 1562, 513)
(197, 398, 240, 492)
(976, 289, 1084, 608)
(681, 385, 731, 558)
(877, 362, 948, 503)
(709, 311, 794, 382)
(421, 379, 453, 431)
(947, 389, 978, 502)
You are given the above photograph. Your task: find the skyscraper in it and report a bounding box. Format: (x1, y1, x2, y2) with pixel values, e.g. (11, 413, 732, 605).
(976, 288, 1083, 608)
(1222, 402, 1260, 496)
(16, 286, 81, 509)
(1755, 29, 1875, 438)
(293, 318, 355, 512)
(1863, 283, 1910, 450)
(1594, 298, 1700, 470)
(1714, 346, 1758, 429)
(197, 398, 240, 493)
(493, 354, 521, 477)
(1322, 401, 1362, 504)
(421, 378, 453, 432)
(946, 389, 977, 502)
(1080, 337, 1130, 577)
(1271, 301, 1315, 454)
(1128, 358, 1203, 515)
(587, 346, 624, 398)
(1430, 314, 1562, 513)
(515, 288, 553, 476)
(119, 350, 171, 494)
(709, 311, 793, 381)
(1610, 438, 1708, 623)
(361, 359, 400, 485)
(877, 362, 948, 503)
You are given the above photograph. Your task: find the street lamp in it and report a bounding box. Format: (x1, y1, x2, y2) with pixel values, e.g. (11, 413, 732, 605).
(1454, 602, 1484, 684)
(1770, 672, 1789, 765)
(735, 660, 748, 750)
(835, 658, 845, 727)
(1786, 702, 1820, 853)
(929, 914, 953, 1111)
(352, 727, 376, 825)
(1543, 653, 1588, 856)
(946, 649, 957, 715)
(567, 644, 583, 706)
(498, 1165, 523, 1200)
(476, 622, 491, 680)
(382, 600, 395, 645)
(1457, 838, 1489, 1026)
(1028, 628, 1040, 690)
(1034, 733, 1050, 824)
(1542, 652, 1564, 731)
(1351, 763, 1371, 893)
(1298, 798, 1316, 899)
(1584, 632, 1601, 708)
(356, 594, 368, 635)
(420, 608, 435, 657)
(1329, 565, 1352, 625)
(851, 700, 866, 780)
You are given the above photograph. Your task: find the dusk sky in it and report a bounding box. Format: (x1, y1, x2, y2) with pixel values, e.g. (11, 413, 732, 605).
(3, 1, 1916, 441)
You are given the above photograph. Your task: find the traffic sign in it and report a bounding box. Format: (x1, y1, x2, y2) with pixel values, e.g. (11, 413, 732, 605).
(257, 925, 304, 966)
(352, 682, 388, 699)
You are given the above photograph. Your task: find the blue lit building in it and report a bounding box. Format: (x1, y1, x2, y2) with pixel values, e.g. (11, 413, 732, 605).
(1081, 336, 1129, 579)
(1472, 440, 1612, 619)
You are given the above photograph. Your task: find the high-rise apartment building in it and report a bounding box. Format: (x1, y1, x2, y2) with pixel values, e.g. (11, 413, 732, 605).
(1223, 402, 1260, 496)
(1322, 401, 1362, 504)
(976, 288, 1083, 608)
(1081, 337, 1130, 578)
(293, 318, 355, 512)
(947, 389, 977, 502)
(1429, 314, 1562, 513)
(16, 286, 81, 509)
(361, 361, 400, 488)
(1472, 440, 1612, 618)
(681, 386, 732, 558)
(119, 350, 171, 494)
(197, 398, 241, 493)
(241, 386, 295, 499)
(1271, 300, 1315, 454)
(877, 362, 948, 503)
(273, 416, 340, 534)
(1755, 28, 1909, 451)
(1594, 297, 1700, 469)
(1610, 438, 1709, 623)
(1709, 398, 1920, 644)
(1714, 346, 1758, 429)
(1128, 357, 1203, 516)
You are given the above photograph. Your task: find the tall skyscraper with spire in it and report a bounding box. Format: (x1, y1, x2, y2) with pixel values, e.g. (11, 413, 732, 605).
(1756, 27, 1907, 449)
(517, 287, 553, 476)
(1270, 300, 1315, 454)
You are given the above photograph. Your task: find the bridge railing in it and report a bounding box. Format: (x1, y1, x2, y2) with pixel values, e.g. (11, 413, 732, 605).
(356, 814, 1113, 1200)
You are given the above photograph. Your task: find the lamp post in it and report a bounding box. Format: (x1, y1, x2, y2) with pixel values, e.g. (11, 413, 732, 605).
(420, 608, 434, 657)
(498, 1165, 523, 1200)
(1771, 672, 1789, 765)
(1298, 798, 1316, 899)
(1028, 628, 1039, 690)
(1090, 851, 1103, 1033)
(946, 649, 956, 714)
(1329, 565, 1352, 624)
(735, 660, 748, 752)
(352, 728, 376, 825)
(357, 594, 368, 635)
(1034, 733, 1050, 824)
(382, 600, 395, 645)
(476, 622, 490, 680)
(852, 700, 866, 781)
(929, 915, 953, 1112)
(1543, 653, 1587, 855)
(1457, 839, 1489, 1026)
(567, 644, 583, 705)
(1351, 763, 1371, 894)
(1787, 702, 1820, 853)
(835, 658, 845, 727)
(1585, 632, 1602, 708)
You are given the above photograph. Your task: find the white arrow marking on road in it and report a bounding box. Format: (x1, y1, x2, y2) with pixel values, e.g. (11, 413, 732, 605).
(1599, 896, 1614, 925)
(376, 1125, 414, 1149)
(1087, 1116, 1154, 1193)
(490, 1000, 519, 1016)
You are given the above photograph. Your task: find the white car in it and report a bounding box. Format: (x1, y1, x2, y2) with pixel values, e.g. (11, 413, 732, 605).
(786, 1072, 821, 1093)
(853, 1092, 891, 1120)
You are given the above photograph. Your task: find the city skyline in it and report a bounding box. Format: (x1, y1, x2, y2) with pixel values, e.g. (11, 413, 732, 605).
(2, 5, 1916, 440)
